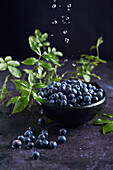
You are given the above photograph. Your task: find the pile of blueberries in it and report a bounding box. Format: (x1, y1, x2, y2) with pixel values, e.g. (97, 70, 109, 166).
(38, 79, 104, 107)
(11, 126, 67, 160)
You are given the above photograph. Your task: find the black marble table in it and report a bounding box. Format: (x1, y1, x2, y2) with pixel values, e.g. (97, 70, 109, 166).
(0, 61, 113, 170)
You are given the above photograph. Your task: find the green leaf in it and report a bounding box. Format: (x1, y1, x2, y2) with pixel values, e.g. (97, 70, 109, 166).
(83, 75, 90, 82)
(28, 37, 41, 55)
(35, 29, 41, 38)
(39, 60, 51, 69)
(42, 54, 60, 66)
(5, 56, 12, 62)
(6, 96, 20, 107)
(103, 123, 113, 134)
(96, 58, 107, 63)
(48, 47, 51, 53)
(0, 63, 7, 71)
(8, 66, 21, 78)
(89, 65, 94, 71)
(32, 91, 46, 103)
(11, 79, 30, 92)
(22, 57, 38, 65)
(90, 45, 96, 51)
(41, 33, 48, 42)
(28, 70, 35, 86)
(0, 57, 4, 63)
(7, 60, 20, 67)
(94, 119, 113, 125)
(33, 83, 47, 89)
(43, 42, 50, 46)
(103, 113, 113, 119)
(38, 65, 43, 78)
(41, 71, 46, 79)
(96, 37, 103, 48)
(12, 91, 30, 113)
(54, 51, 63, 57)
(89, 73, 101, 80)
(52, 47, 56, 53)
(0, 75, 9, 100)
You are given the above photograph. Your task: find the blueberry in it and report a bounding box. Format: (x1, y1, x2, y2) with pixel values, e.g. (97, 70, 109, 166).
(98, 88, 103, 93)
(32, 151, 40, 160)
(38, 118, 45, 125)
(83, 83, 87, 88)
(28, 127, 36, 135)
(80, 102, 86, 106)
(60, 100, 67, 107)
(58, 136, 66, 144)
(58, 92, 64, 97)
(71, 98, 77, 104)
(97, 92, 103, 99)
(77, 95, 83, 103)
(41, 130, 49, 138)
(77, 91, 82, 96)
(66, 79, 71, 84)
(65, 87, 72, 94)
(71, 80, 77, 84)
(29, 135, 36, 142)
(88, 83, 92, 89)
(56, 99, 61, 105)
(83, 92, 91, 97)
(73, 85, 80, 91)
(50, 87, 58, 94)
(55, 82, 61, 87)
(68, 93, 75, 99)
(93, 92, 97, 96)
(24, 130, 33, 137)
(35, 139, 43, 147)
(92, 86, 96, 91)
(38, 134, 46, 140)
(68, 104, 73, 107)
(17, 135, 25, 143)
(83, 87, 88, 93)
(48, 141, 57, 149)
(71, 88, 77, 95)
(84, 95, 91, 103)
(59, 128, 67, 135)
(51, 81, 56, 86)
(38, 91, 44, 97)
(11, 140, 22, 148)
(88, 89, 94, 95)
(76, 80, 82, 85)
(74, 103, 80, 107)
(24, 137, 31, 144)
(27, 142, 35, 149)
(59, 84, 66, 92)
(61, 95, 67, 100)
(92, 96, 99, 102)
(49, 100, 55, 104)
(42, 140, 49, 148)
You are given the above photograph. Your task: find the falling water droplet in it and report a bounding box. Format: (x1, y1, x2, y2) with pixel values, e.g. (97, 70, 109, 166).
(66, 17, 69, 20)
(51, 34, 54, 37)
(67, 8, 71, 11)
(52, 20, 58, 24)
(72, 63, 76, 67)
(63, 30, 68, 35)
(68, 21, 70, 24)
(52, 4, 57, 9)
(61, 16, 65, 18)
(64, 59, 68, 62)
(63, 22, 66, 25)
(65, 38, 70, 43)
(59, 5, 61, 7)
(53, 0, 57, 2)
(67, 4, 72, 8)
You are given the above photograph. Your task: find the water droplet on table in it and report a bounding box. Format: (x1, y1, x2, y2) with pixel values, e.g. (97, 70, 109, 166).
(61, 16, 65, 18)
(68, 22, 70, 24)
(53, 0, 57, 2)
(66, 17, 69, 20)
(65, 38, 69, 43)
(64, 59, 68, 62)
(59, 5, 61, 7)
(52, 4, 57, 9)
(72, 63, 76, 67)
(52, 20, 58, 24)
(51, 34, 54, 37)
(63, 22, 66, 24)
(63, 30, 68, 35)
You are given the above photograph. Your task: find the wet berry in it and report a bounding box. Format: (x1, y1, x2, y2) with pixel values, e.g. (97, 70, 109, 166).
(32, 151, 40, 160)
(11, 140, 22, 148)
(58, 136, 66, 144)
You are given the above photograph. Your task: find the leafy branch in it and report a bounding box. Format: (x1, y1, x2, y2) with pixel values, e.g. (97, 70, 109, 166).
(69, 37, 106, 82)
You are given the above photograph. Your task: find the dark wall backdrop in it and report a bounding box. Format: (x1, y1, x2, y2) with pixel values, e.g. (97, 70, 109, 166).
(0, 0, 113, 60)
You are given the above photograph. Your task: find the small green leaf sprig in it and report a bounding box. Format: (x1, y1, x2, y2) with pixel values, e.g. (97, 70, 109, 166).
(0, 29, 66, 114)
(69, 37, 107, 82)
(94, 113, 113, 134)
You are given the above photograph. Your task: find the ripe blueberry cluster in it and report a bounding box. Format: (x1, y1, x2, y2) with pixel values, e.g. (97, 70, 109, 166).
(38, 79, 104, 107)
(11, 127, 67, 160)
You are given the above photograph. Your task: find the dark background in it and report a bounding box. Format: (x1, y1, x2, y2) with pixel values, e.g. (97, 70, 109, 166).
(0, 0, 113, 60)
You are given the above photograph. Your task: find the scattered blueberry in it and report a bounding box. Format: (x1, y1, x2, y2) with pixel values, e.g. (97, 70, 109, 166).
(48, 141, 57, 149)
(59, 128, 67, 135)
(24, 137, 31, 144)
(58, 136, 66, 144)
(35, 139, 43, 147)
(17, 135, 25, 143)
(32, 151, 40, 160)
(38, 134, 46, 140)
(27, 142, 35, 149)
(11, 140, 22, 148)
(41, 130, 49, 138)
(24, 130, 33, 137)
(38, 118, 45, 125)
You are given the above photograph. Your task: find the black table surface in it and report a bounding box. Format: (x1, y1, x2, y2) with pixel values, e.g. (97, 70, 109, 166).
(0, 61, 113, 170)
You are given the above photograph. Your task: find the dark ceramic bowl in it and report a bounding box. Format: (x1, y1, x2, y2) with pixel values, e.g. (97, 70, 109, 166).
(42, 82, 106, 126)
